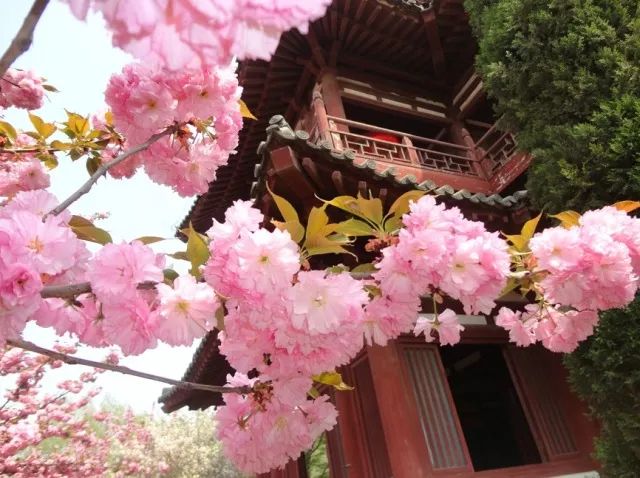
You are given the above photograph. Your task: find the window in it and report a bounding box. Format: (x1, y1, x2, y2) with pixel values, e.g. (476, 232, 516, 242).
(439, 345, 541, 471)
(402, 342, 580, 474)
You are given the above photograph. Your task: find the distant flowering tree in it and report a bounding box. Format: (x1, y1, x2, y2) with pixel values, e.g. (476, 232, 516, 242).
(0, 346, 169, 477)
(1, 0, 640, 473)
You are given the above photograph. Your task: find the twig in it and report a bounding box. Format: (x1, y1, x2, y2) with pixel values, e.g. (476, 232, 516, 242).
(0, 0, 50, 77)
(40, 281, 157, 299)
(46, 126, 176, 217)
(7, 338, 251, 395)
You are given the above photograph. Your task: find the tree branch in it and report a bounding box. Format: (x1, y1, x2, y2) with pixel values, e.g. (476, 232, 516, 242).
(0, 0, 50, 77)
(7, 338, 251, 395)
(46, 126, 177, 217)
(40, 281, 157, 299)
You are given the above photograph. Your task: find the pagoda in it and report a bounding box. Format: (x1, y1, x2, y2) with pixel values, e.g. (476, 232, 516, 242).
(160, 1, 600, 477)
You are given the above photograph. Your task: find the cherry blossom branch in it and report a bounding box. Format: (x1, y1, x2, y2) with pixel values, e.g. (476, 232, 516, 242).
(0, 0, 50, 76)
(40, 281, 158, 299)
(7, 338, 251, 395)
(47, 125, 177, 217)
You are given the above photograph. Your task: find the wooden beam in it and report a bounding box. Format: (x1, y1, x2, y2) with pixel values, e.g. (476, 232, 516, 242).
(306, 27, 327, 69)
(423, 9, 447, 78)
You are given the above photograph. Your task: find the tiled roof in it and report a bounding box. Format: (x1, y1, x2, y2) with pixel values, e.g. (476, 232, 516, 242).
(383, 0, 434, 13)
(253, 115, 528, 209)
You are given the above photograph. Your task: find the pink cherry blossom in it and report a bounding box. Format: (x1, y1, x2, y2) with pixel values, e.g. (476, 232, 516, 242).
(0, 69, 45, 110)
(155, 275, 219, 346)
(414, 309, 464, 346)
(66, 0, 332, 69)
(87, 241, 165, 302)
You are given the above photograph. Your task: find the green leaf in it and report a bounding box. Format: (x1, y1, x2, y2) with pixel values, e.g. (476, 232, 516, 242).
(550, 210, 581, 229)
(185, 222, 210, 277)
(42, 83, 59, 93)
(71, 224, 113, 245)
(388, 190, 426, 217)
(239, 99, 257, 120)
(134, 236, 165, 245)
(268, 186, 299, 224)
(333, 218, 375, 237)
(0, 121, 17, 141)
(312, 371, 354, 391)
(383, 215, 403, 234)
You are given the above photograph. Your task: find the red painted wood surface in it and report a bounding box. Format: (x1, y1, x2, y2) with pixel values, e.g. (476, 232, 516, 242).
(366, 342, 433, 478)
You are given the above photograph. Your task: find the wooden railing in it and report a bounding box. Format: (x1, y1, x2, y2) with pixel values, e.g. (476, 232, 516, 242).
(475, 123, 519, 174)
(325, 116, 479, 177)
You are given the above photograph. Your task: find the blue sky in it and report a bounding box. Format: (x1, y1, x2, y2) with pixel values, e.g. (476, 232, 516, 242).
(2, 2, 200, 412)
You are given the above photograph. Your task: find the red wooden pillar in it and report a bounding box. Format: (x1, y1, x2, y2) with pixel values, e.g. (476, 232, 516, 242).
(319, 68, 348, 150)
(450, 120, 488, 180)
(366, 341, 432, 478)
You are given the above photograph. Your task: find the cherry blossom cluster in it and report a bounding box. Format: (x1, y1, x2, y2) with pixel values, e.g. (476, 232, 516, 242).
(104, 63, 242, 196)
(365, 195, 510, 346)
(0, 68, 45, 110)
(216, 374, 336, 473)
(0, 346, 168, 477)
(65, 0, 332, 69)
(0, 191, 89, 347)
(0, 134, 50, 197)
(497, 206, 640, 352)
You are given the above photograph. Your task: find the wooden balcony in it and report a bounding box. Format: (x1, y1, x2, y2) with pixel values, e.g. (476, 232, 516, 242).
(306, 97, 531, 195)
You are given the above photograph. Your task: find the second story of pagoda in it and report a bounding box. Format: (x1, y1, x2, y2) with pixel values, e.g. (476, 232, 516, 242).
(183, 0, 531, 233)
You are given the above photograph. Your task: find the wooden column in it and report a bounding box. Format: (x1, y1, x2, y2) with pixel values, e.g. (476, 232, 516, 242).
(319, 68, 347, 119)
(450, 120, 489, 180)
(367, 341, 432, 478)
(311, 84, 332, 144)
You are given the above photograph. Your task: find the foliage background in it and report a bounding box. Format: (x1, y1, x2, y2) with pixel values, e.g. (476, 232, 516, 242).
(466, 1, 640, 475)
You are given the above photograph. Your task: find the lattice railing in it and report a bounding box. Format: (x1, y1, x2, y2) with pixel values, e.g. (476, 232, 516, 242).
(475, 124, 520, 174)
(326, 116, 478, 177)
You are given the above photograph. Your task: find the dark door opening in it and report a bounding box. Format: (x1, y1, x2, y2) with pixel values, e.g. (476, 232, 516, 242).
(439, 345, 542, 471)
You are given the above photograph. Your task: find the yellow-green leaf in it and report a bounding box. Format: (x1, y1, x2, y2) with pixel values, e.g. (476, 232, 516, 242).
(550, 210, 581, 229)
(71, 224, 113, 245)
(69, 215, 94, 227)
(65, 111, 90, 137)
(312, 371, 354, 391)
(134, 236, 165, 245)
(268, 186, 299, 224)
(307, 245, 355, 258)
(521, 212, 542, 242)
(503, 233, 527, 252)
(86, 156, 101, 176)
(239, 99, 257, 120)
(163, 269, 179, 283)
(614, 200, 640, 214)
(0, 121, 17, 141)
(334, 218, 375, 237)
(185, 222, 210, 277)
(383, 215, 402, 234)
(272, 220, 305, 244)
(28, 113, 56, 139)
(356, 192, 383, 225)
(50, 140, 72, 151)
(388, 190, 426, 217)
(168, 251, 189, 262)
(351, 263, 377, 274)
(306, 206, 329, 239)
